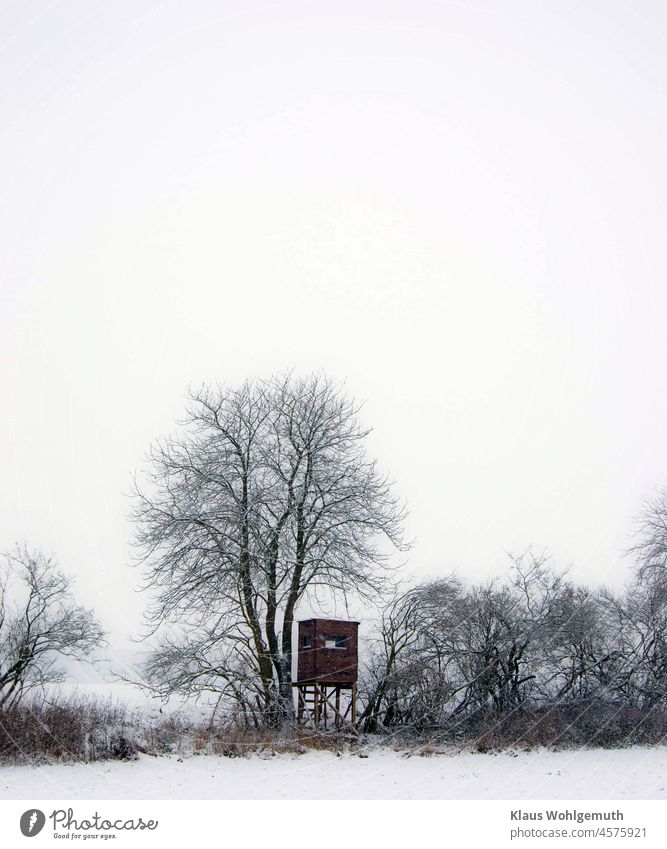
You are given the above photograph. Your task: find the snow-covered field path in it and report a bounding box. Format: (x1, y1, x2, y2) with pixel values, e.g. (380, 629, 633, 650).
(2, 746, 667, 800)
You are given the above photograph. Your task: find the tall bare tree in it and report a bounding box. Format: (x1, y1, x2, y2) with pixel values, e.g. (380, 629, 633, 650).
(132, 373, 406, 724)
(0, 546, 105, 709)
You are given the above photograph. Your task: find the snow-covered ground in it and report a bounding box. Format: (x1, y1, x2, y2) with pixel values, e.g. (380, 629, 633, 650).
(2, 746, 666, 800)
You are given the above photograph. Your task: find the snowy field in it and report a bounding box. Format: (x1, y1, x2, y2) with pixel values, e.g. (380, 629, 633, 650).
(2, 746, 666, 800)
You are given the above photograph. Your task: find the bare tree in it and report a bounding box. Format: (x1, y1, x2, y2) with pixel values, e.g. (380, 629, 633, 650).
(0, 546, 105, 709)
(600, 579, 667, 708)
(359, 586, 426, 732)
(609, 488, 667, 707)
(361, 553, 579, 728)
(628, 487, 667, 583)
(421, 554, 561, 720)
(536, 582, 623, 703)
(360, 577, 461, 731)
(132, 373, 406, 724)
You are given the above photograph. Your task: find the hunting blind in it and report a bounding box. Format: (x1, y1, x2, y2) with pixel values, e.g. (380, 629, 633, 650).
(293, 618, 359, 729)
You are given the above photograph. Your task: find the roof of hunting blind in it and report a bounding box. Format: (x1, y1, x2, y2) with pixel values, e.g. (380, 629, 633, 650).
(297, 617, 360, 624)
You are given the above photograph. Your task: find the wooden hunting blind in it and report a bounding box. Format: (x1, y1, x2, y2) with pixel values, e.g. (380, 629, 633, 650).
(293, 618, 359, 729)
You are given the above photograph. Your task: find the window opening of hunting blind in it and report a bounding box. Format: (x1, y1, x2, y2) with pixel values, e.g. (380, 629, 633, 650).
(325, 635, 348, 649)
(301, 635, 313, 649)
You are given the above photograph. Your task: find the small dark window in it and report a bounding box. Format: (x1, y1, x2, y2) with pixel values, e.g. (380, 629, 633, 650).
(324, 635, 347, 649)
(301, 635, 313, 649)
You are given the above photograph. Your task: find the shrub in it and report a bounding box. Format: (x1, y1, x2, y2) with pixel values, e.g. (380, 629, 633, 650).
(0, 695, 141, 763)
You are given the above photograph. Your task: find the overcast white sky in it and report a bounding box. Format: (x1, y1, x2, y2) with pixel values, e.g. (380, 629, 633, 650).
(2, 1, 666, 650)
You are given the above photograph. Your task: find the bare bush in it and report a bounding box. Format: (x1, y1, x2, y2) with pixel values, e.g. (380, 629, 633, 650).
(0, 695, 139, 763)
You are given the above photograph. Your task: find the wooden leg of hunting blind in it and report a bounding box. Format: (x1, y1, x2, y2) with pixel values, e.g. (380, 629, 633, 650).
(296, 687, 305, 725)
(295, 685, 314, 727)
(316, 687, 354, 729)
(294, 682, 357, 729)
